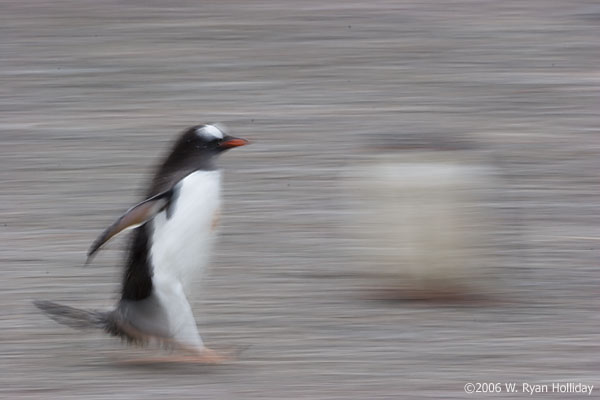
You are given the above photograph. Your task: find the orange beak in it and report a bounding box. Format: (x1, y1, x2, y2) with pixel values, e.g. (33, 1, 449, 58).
(219, 137, 249, 149)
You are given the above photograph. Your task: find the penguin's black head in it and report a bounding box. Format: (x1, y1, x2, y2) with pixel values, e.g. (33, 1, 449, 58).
(169, 123, 249, 163)
(186, 123, 249, 153)
(152, 123, 248, 193)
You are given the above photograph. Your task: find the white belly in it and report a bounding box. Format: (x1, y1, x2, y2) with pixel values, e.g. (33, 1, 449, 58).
(149, 170, 221, 294)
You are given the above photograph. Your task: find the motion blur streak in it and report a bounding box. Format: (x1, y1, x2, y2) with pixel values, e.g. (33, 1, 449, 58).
(1, 1, 598, 399)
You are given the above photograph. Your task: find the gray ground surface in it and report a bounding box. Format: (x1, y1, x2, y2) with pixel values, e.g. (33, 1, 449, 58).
(1, 1, 599, 398)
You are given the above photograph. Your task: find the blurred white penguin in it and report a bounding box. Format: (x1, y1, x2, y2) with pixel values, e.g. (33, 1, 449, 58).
(345, 134, 499, 299)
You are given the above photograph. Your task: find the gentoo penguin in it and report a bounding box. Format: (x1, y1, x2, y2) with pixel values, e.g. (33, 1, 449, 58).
(35, 123, 248, 363)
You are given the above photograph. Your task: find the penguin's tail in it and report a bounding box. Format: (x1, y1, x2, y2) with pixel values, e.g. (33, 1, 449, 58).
(34, 300, 149, 346)
(33, 300, 110, 331)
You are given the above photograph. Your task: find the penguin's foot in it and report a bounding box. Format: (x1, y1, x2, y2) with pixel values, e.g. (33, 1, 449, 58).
(186, 347, 229, 364)
(117, 348, 228, 365)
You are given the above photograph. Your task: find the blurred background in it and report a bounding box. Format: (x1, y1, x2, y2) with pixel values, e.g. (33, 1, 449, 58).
(1, 0, 599, 398)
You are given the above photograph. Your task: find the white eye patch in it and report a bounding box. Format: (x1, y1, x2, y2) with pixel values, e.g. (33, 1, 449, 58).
(195, 124, 226, 140)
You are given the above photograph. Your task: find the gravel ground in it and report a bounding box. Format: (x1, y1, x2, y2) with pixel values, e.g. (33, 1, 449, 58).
(1, 1, 599, 399)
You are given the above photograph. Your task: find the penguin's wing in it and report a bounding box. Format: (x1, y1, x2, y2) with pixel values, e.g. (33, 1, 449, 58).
(87, 189, 173, 262)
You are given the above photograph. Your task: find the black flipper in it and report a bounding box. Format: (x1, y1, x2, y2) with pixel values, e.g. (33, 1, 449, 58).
(86, 189, 173, 263)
